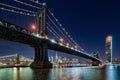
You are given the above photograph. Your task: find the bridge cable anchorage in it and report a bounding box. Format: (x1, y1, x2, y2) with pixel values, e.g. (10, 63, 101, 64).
(47, 14, 75, 47)
(29, 0, 44, 6)
(48, 9, 83, 49)
(13, 0, 40, 9)
(0, 7, 35, 16)
(0, 3, 36, 14)
(47, 23, 61, 38)
(46, 26, 59, 39)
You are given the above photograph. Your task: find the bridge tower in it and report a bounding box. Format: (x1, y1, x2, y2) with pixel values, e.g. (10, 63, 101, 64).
(91, 52, 101, 66)
(30, 3, 52, 68)
(35, 3, 47, 36)
(14, 54, 20, 65)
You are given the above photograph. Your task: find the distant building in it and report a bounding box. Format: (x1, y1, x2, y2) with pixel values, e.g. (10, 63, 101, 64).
(105, 36, 112, 63)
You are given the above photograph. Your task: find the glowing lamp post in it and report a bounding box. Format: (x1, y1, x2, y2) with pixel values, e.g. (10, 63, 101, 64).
(75, 45, 78, 49)
(59, 38, 64, 43)
(44, 35, 49, 39)
(66, 43, 70, 47)
(31, 24, 36, 30)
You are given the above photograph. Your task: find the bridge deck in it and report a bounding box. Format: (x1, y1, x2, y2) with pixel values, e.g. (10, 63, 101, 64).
(0, 19, 102, 63)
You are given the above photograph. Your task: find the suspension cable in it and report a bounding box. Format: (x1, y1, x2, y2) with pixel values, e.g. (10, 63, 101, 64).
(48, 9, 83, 49)
(47, 15, 76, 47)
(0, 7, 35, 16)
(29, 0, 44, 6)
(47, 14, 74, 45)
(47, 23, 61, 38)
(14, 0, 40, 9)
(0, 3, 36, 13)
(46, 26, 59, 39)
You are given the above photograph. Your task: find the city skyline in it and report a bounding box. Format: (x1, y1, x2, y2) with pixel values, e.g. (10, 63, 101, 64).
(0, 0, 120, 61)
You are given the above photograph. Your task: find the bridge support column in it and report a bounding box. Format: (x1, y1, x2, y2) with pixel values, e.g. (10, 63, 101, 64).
(30, 42, 52, 68)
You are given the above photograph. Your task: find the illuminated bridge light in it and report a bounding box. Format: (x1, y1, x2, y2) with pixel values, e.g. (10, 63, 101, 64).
(44, 35, 49, 40)
(66, 43, 69, 46)
(66, 46, 70, 48)
(31, 24, 36, 30)
(74, 49, 78, 51)
(31, 33, 42, 38)
(76, 49, 79, 52)
(74, 45, 78, 49)
(59, 38, 64, 43)
(36, 33, 42, 38)
(65, 43, 70, 48)
(59, 43, 63, 46)
(50, 39, 56, 43)
(70, 47, 74, 50)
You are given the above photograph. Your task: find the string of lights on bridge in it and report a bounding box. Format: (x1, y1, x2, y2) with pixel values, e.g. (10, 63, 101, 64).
(0, 0, 92, 56)
(47, 23, 61, 39)
(14, 0, 82, 51)
(0, 7, 35, 16)
(13, 0, 40, 9)
(47, 15, 74, 46)
(0, 3, 36, 14)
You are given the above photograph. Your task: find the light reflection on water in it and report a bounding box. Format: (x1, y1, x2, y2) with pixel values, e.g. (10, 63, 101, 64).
(106, 65, 120, 80)
(0, 65, 119, 80)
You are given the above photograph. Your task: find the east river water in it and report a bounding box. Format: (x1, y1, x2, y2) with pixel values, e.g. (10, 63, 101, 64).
(0, 65, 120, 80)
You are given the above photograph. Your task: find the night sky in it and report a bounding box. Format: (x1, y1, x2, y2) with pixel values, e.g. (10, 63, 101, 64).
(0, 0, 120, 61)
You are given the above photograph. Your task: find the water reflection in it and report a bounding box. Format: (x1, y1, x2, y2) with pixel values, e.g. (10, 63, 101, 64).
(0, 66, 120, 80)
(48, 67, 104, 80)
(0, 67, 33, 80)
(32, 69, 50, 80)
(55, 68, 80, 80)
(106, 65, 120, 80)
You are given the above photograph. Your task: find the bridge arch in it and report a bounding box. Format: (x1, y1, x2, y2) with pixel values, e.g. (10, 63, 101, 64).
(21, 29, 28, 33)
(9, 25, 17, 30)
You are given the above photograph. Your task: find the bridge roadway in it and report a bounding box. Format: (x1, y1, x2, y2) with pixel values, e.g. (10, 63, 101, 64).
(0, 19, 102, 68)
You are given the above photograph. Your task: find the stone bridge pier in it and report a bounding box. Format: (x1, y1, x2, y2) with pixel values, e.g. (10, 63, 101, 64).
(30, 41, 52, 68)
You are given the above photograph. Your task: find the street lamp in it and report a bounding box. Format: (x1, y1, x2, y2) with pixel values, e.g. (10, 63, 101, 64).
(59, 38, 64, 43)
(31, 24, 36, 30)
(75, 45, 78, 49)
(66, 43, 70, 47)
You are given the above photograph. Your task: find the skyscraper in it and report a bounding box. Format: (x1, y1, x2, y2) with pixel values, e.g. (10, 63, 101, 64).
(105, 36, 112, 63)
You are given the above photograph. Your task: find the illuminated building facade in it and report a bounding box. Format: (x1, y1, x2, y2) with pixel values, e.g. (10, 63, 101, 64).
(105, 36, 112, 63)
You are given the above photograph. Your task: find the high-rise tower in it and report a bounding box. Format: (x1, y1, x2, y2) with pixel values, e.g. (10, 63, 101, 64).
(105, 36, 112, 63)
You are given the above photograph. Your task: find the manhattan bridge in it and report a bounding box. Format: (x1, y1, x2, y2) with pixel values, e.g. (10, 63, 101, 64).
(0, 0, 102, 68)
